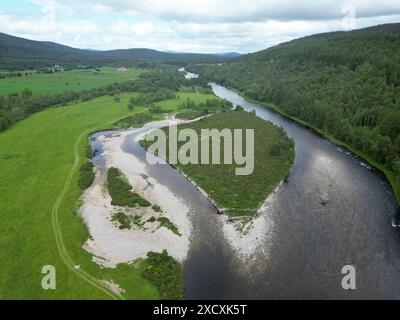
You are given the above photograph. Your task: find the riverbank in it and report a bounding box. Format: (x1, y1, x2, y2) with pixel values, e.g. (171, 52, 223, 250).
(80, 126, 192, 268)
(221, 181, 283, 262)
(219, 84, 400, 206)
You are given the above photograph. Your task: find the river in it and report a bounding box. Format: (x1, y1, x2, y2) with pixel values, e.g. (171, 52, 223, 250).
(204, 83, 400, 299)
(91, 79, 400, 299)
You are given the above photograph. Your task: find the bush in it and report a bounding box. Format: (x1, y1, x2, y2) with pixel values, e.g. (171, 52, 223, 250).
(78, 161, 94, 190)
(111, 212, 131, 230)
(148, 104, 163, 114)
(107, 167, 151, 207)
(157, 217, 181, 236)
(143, 250, 184, 300)
(270, 138, 294, 157)
(114, 113, 156, 129)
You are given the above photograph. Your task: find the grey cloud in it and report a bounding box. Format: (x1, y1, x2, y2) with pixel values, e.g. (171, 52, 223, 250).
(95, 0, 400, 23)
(2, 1, 400, 54)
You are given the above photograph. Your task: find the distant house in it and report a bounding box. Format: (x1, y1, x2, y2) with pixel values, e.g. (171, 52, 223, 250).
(48, 65, 64, 73)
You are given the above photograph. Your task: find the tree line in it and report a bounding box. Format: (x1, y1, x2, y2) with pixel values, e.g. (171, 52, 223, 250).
(0, 69, 210, 132)
(128, 89, 177, 109)
(0, 81, 135, 131)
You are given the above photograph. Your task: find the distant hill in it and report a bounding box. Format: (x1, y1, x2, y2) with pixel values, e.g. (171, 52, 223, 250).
(214, 52, 241, 57)
(190, 23, 400, 202)
(0, 32, 226, 70)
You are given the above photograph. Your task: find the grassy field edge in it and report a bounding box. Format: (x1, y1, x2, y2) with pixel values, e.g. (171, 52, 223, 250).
(52, 125, 124, 300)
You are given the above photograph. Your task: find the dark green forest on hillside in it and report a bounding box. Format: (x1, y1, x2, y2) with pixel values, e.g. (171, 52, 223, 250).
(0, 32, 226, 70)
(190, 24, 400, 199)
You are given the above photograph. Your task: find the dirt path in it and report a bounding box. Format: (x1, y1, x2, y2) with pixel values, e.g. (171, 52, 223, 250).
(50, 117, 134, 300)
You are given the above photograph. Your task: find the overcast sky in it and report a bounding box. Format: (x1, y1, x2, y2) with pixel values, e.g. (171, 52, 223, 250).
(0, 0, 400, 53)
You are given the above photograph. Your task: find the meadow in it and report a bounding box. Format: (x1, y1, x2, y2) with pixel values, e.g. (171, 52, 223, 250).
(0, 90, 214, 299)
(0, 67, 142, 96)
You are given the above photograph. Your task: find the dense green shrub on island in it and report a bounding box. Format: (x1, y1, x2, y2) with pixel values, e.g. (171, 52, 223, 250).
(107, 167, 151, 208)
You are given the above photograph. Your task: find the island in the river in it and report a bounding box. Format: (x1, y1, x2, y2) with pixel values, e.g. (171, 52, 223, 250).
(142, 110, 295, 217)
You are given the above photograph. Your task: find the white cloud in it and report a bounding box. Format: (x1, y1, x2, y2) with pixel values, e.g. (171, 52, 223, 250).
(94, 0, 400, 22)
(30, 0, 73, 17)
(109, 21, 161, 37)
(0, 10, 99, 41)
(0, 1, 399, 53)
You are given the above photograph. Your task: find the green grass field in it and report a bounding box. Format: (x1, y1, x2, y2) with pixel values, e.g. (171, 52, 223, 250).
(0, 67, 142, 96)
(0, 90, 214, 299)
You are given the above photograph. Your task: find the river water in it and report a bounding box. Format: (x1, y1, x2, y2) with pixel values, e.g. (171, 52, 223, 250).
(204, 83, 400, 299)
(91, 81, 400, 299)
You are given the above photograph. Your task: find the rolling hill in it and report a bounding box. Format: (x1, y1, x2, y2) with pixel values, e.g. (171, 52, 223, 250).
(0, 32, 226, 70)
